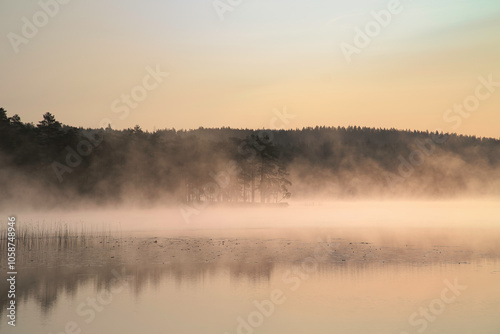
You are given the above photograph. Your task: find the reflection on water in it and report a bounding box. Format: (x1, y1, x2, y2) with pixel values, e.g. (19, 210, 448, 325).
(1, 227, 500, 334)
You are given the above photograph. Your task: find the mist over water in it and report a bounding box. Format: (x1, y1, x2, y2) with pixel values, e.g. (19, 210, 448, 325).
(2, 104, 500, 334)
(1, 200, 500, 334)
(1, 0, 499, 331)
(12, 199, 500, 231)
(1, 119, 500, 211)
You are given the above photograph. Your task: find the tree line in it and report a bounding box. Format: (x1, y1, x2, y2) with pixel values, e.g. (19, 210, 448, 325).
(0, 107, 499, 209)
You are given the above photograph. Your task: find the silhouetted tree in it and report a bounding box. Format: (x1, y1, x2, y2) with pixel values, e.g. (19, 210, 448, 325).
(0, 106, 499, 209)
(38, 112, 61, 129)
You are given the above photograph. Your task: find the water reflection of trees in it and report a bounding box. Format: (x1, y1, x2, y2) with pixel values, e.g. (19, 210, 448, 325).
(0, 237, 280, 317)
(0, 262, 278, 318)
(1, 233, 498, 318)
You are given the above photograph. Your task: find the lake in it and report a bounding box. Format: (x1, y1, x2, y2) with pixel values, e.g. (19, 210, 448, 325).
(1, 201, 499, 334)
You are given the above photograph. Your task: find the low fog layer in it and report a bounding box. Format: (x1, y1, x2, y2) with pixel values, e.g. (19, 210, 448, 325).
(1, 109, 500, 210)
(14, 200, 500, 231)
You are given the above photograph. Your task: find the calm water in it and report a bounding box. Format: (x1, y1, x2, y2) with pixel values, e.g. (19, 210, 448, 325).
(1, 203, 500, 334)
(2, 260, 499, 334)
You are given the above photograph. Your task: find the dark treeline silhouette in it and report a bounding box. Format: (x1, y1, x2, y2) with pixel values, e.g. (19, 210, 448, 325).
(0, 107, 499, 209)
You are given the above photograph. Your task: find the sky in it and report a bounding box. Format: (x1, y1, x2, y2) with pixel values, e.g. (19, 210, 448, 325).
(0, 0, 499, 137)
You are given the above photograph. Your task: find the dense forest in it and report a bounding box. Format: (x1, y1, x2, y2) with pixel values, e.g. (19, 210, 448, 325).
(0, 107, 499, 209)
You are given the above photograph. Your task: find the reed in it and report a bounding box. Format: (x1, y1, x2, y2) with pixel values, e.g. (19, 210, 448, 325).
(0, 221, 114, 250)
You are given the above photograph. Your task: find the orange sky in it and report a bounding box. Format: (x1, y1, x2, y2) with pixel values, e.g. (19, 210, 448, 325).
(0, 0, 499, 137)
